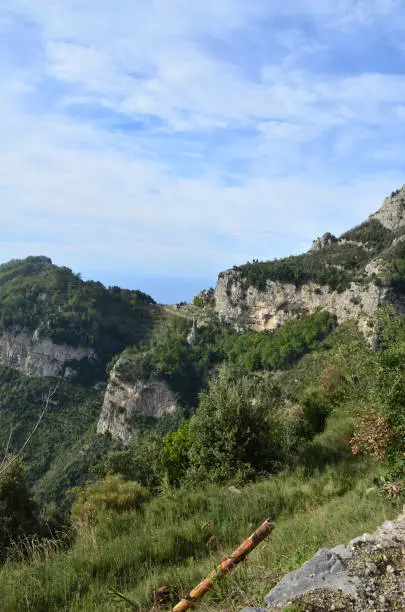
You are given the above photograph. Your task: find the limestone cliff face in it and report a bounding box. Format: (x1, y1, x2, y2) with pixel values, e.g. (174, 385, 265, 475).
(215, 187, 405, 332)
(214, 271, 389, 332)
(0, 331, 96, 378)
(97, 357, 177, 443)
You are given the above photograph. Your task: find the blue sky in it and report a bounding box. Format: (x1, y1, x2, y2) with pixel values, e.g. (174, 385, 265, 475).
(1, 1, 405, 302)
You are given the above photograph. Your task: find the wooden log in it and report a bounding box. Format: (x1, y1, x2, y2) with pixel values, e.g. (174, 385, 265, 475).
(172, 518, 275, 612)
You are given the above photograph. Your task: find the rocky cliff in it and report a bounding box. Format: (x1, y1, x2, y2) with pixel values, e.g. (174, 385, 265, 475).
(214, 274, 387, 333)
(215, 186, 405, 332)
(0, 330, 96, 378)
(372, 186, 405, 230)
(97, 355, 177, 443)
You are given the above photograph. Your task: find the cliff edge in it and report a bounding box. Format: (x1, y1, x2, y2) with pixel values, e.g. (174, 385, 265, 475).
(215, 186, 405, 333)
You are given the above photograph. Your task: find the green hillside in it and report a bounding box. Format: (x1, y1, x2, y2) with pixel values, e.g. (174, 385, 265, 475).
(0, 256, 158, 378)
(0, 252, 403, 611)
(229, 217, 405, 293)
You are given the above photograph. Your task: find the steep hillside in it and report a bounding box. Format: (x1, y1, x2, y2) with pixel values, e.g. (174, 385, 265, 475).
(215, 186, 405, 332)
(0, 256, 157, 381)
(0, 190, 404, 611)
(0, 256, 160, 506)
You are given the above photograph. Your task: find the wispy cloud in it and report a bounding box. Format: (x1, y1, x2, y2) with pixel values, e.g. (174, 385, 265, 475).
(1, 1, 405, 299)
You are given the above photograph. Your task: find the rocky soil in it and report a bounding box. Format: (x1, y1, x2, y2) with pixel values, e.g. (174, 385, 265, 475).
(242, 505, 405, 611)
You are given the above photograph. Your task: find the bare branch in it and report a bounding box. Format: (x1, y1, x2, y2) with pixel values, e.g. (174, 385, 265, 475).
(0, 380, 60, 477)
(0, 425, 15, 472)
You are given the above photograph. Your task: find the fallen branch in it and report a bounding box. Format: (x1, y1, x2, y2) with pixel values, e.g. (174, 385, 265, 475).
(172, 518, 275, 612)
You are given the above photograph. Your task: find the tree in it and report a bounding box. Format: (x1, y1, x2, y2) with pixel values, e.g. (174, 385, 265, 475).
(163, 421, 193, 487)
(187, 365, 282, 484)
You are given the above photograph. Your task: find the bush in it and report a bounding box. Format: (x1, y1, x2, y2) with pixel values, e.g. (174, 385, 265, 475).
(299, 388, 332, 438)
(163, 421, 193, 487)
(0, 458, 39, 561)
(71, 475, 150, 531)
(345, 307, 405, 479)
(187, 365, 283, 484)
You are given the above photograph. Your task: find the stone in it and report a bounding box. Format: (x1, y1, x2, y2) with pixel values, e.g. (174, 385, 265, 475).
(264, 547, 360, 607)
(186, 318, 198, 346)
(245, 504, 405, 612)
(365, 562, 378, 577)
(372, 185, 405, 230)
(214, 272, 387, 334)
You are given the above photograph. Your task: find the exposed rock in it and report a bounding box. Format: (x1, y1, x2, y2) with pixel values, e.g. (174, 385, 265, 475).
(214, 272, 391, 334)
(241, 505, 405, 611)
(264, 546, 359, 607)
(187, 318, 198, 346)
(310, 232, 338, 251)
(0, 331, 96, 378)
(194, 288, 215, 307)
(371, 185, 405, 231)
(215, 187, 405, 334)
(97, 356, 177, 443)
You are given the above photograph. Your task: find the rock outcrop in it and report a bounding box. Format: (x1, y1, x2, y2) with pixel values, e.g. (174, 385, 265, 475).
(214, 273, 388, 333)
(215, 187, 405, 332)
(372, 185, 405, 231)
(97, 356, 177, 443)
(0, 331, 96, 378)
(186, 318, 198, 346)
(242, 505, 405, 611)
(310, 232, 338, 251)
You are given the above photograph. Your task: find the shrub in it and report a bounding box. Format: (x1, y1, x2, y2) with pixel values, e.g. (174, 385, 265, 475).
(71, 475, 150, 531)
(0, 458, 39, 561)
(299, 388, 332, 438)
(350, 408, 392, 461)
(163, 421, 193, 487)
(187, 365, 283, 484)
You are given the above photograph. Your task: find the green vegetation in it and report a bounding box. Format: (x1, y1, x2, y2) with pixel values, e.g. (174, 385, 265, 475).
(70, 475, 150, 530)
(231, 218, 394, 293)
(0, 257, 157, 378)
(0, 368, 117, 508)
(222, 310, 336, 372)
(0, 250, 404, 611)
(0, 464, 396, 611)
(0, 459, 39, 562)
(340, 218, 392, 250)
(115, 310, 336, 411)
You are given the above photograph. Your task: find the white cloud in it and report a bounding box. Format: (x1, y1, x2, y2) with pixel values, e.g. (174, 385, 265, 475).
(0, 0, 404, 295)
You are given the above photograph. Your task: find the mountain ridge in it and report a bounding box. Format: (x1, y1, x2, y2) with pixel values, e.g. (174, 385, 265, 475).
(214, 184, 405, 333)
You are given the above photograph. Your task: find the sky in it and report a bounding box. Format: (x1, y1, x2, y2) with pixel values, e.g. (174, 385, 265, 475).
(1, 1, 405, 303)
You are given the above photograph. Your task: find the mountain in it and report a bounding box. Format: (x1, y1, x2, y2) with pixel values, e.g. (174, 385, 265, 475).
(214, 185, 405, 334)
(0, 256, 160, 504)
(0, 188, 404, 611)
(1, 187, 405, 499)
(0, 256, 158, 381)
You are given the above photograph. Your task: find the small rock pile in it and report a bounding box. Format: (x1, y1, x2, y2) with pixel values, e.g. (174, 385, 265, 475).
(242, 505, 405, 611)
